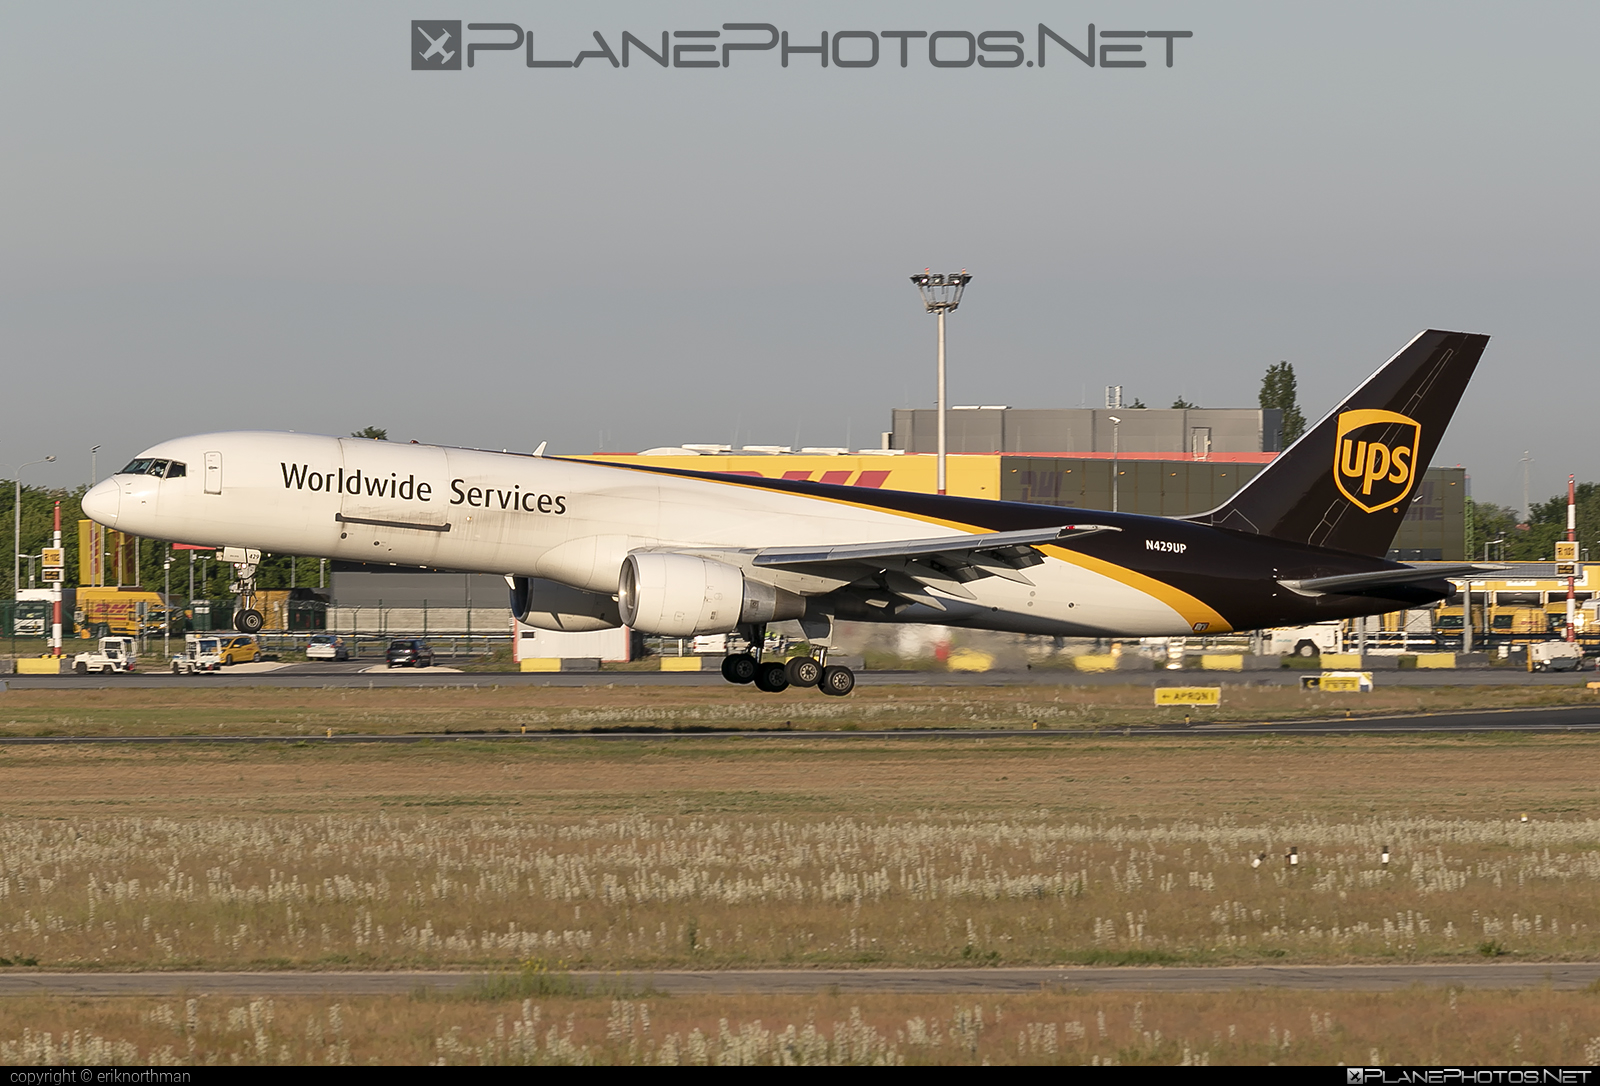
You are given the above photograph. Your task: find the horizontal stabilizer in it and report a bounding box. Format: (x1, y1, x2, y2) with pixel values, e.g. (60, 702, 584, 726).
(1279, 563, 1509, 597)
(752, 525, 1118, 567)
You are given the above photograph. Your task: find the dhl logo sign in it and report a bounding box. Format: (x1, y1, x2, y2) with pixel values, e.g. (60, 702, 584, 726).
(1333, 409, 1421, 513)
(720, 469, 892, 488)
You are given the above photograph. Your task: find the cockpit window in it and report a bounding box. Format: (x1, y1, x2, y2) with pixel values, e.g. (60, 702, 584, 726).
(117, 458, 185, 478)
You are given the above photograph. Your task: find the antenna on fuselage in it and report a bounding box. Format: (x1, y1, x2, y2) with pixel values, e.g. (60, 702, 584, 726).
(532, 441, 547, 458)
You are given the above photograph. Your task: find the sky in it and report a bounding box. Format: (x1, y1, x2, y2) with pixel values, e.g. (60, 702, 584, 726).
(3, 2, 1596, 513)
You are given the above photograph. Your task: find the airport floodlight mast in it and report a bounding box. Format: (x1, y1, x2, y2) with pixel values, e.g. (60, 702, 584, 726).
(910, 270, 972, 495)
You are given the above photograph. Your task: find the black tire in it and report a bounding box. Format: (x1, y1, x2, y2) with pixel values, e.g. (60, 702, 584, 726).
(753, 661, 790, 693)
(75, 661, 88, 676)
(172, 662, 181, 675)
(784, 656, 822, 688)
(252, 652, 261, 663)
(820, 665, 856, 697)
(721, 653, 758, 684)
(1293, 640, 1318, 658)
(236, 609, 265, 634)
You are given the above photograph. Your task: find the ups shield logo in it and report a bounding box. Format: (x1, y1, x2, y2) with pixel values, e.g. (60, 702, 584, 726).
(1334, 409, 1421, 513)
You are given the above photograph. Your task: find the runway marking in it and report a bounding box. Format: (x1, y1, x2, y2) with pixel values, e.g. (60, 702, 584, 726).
(0, 701, 1598, 746)
(3, 965, 1598, 996)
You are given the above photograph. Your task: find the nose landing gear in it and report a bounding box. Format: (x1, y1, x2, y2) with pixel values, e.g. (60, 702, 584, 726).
(221, 546, 265, 633)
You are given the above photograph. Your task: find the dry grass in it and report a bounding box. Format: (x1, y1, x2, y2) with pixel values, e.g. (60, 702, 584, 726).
(0, 736, 1597, 970)
(3, 988, 1599, 1064)
(2, 681, 1598, 736)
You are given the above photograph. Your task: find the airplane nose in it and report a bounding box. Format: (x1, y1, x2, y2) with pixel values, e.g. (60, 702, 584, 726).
(81, 478, 120, 526)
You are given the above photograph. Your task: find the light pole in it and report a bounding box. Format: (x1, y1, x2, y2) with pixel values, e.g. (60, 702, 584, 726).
(11, 456, 56, 604)
(910, 270, 973, 496)
(90, 445, 101, 487)
(1107, 416, 1122, 512)
(163, 551, 172, 661)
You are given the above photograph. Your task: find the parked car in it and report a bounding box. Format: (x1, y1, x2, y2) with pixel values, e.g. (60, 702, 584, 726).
(306, 634, 352, 661)
(385, 639, 435, 668)
(217, 635, 261, 666)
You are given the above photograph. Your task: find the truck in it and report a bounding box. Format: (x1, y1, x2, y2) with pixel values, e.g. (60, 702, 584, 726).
(12, 589, 62, 637)
(1265, 622, 1344, 658)
(75, 587, 176, 638)
(1529, 640, 1585, 672)
(170, 634, 223, 674)
(72, 636, 138, 675)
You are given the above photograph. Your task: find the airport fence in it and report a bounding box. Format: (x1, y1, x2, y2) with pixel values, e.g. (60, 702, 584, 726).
(255, 631, 510, 660)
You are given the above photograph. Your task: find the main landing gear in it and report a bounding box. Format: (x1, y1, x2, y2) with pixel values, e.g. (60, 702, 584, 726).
(718, 621, 856, 697)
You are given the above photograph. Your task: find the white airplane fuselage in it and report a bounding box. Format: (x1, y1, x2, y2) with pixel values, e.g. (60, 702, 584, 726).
(81, 431, 1227, 638)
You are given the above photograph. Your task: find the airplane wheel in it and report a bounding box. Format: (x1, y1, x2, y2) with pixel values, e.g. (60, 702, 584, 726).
(753, 661, 790, 693)
(721, 653, 758, 684)
(784, 656, 821, 688)
(236, 609, 265, 634)
(820, 665, 856, 697)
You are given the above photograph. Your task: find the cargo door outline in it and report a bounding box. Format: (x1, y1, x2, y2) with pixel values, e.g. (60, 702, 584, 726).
(337, 443, 450, 564)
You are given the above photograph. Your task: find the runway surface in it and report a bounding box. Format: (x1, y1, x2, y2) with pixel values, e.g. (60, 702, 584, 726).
(4, 964, 1597, 997)
(5, 662, 1595, 690)
(0, 703, 1598, 744)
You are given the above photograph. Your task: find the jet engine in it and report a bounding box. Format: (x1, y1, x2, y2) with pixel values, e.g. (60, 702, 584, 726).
(507, 575, 622, 632)
(618, 552, 804, 636)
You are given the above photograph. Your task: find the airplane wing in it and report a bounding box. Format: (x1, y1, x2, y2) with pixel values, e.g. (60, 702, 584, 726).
(1279, 563, 1509, 596)
(752, 524, 1117, 567)
(750, 524, 1119, 607)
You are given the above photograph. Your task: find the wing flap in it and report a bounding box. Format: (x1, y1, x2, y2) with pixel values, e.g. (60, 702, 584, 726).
(1280, 562, 1509, 596)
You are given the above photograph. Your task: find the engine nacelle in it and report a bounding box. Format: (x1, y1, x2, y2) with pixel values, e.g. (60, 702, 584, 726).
(507, 575, 622, 632)
(618, 552, 804, 636)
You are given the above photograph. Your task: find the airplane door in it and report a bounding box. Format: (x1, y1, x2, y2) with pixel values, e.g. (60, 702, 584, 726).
(204, 452, 223, 494)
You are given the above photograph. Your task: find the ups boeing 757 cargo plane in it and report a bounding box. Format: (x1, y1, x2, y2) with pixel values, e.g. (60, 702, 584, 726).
(82, 329, 1496, 695)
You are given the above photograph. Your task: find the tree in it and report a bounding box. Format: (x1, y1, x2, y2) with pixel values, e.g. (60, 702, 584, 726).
(1259, 361, 1307, 444)
(1467, 499, 1521, 560)
(351, 427, 388, 440)
(1515, 482, 1600, 561)
(1128, 398, 1147, 409)
(1171, 396, 1198, 409)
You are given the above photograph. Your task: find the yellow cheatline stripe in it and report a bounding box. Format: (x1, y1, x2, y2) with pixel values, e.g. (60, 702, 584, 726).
(1041, 544, 1232, 634)
(585, 459, 1233, 632)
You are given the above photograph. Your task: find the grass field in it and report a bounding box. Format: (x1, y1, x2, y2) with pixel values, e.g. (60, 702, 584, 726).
(1, 732, 1597, 972)
(5, 988, 1600, 1065)
(2, 681, 1599, 736)
(4, 684, 1599, 1064)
